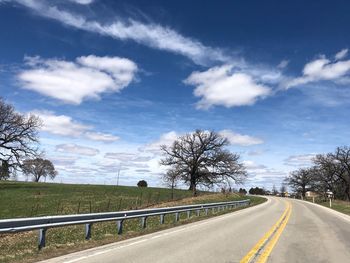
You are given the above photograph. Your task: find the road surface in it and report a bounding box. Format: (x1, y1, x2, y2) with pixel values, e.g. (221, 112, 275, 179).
(39, 197, 350, 263)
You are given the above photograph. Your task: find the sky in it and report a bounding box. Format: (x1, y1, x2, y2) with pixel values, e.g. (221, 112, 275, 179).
(1, 0, 350, 190)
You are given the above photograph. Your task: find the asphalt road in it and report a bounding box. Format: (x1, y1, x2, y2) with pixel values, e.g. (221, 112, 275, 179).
(39, 197, 350, 263)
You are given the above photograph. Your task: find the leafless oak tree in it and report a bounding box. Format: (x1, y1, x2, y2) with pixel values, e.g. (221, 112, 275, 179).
(285, 168, 314, 198)
(0, 98, 41, 179)
(22, 158, 57, 182)
(160, 130, 247, 196)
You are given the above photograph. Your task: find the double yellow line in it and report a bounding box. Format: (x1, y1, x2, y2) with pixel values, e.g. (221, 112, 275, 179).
(240, 201, 292, 263)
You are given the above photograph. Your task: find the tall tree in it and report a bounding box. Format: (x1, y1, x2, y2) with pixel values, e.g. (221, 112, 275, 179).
(22, 158, 57, 182)
(285, 168, 314, 198)
(0, 98, 41, 178)
(330, 147, 350, 200)
(272, 184, 278, 195)
(160, 130, 247, 196)
(163, 169, 180, 200)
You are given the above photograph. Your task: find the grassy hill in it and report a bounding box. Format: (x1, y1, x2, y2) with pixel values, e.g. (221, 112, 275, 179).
(0, 181, 198, 219)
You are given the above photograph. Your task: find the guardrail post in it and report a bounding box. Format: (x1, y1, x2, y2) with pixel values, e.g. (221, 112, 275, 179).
(117, 220, 124, 235)
(187, 210, 191, 219)
(38, 228, 47, 250)
(212, 207, 215, 213)
(141, 216, 147, 229)
(196, 209, 200, 216)
(205, 208, 208, 215)
(175, 212, 179, 222)
(85, 223, 92, 240)
(160, 214, 165, 224)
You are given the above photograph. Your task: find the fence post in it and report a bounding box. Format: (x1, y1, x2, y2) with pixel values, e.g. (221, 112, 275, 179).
(117, 220, 124, 235)
(212, 207, 215, 213)
(175, 212, 180, 222)
(187, 210, 191, 219)
(160, 214, 165, 224)
(85, 223, 92, 240)
(205, 208, 208, 215)
(38, 228, 47, 250)
(141, 216, 147, 229)
(196, 209, 200, 216)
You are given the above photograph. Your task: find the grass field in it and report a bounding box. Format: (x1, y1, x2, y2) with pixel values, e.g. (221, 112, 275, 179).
(0, 181, 266, 263)
(305, 197, 350, 216)
(0, 181, 197, 219)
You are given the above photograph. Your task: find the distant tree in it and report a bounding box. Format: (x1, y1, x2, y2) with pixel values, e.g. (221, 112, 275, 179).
(22, 158, 57, 182)
(239, 188, 247, 195)
(280, 184, 287, 197)
(285, 168, 314, 198)
(0, 98, 41, 178)
(163, 169, 180, 199)
(272, 185, 278, 196)
(249, 187, 266, 195)
(160, 130, 247, 196)
(330, 147, 350, 200)
(137, 180, 148, 187)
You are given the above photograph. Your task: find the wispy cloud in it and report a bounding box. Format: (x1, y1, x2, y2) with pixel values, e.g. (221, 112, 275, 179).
(32, 110, 120, 142)
(283, 154, 316, 167)
(13, 0, 227, 65)
(219, 130, 264, 146)
(19, 55, 137, 104)
(286, 49, 350, 88)
(55, 143, 100, 156)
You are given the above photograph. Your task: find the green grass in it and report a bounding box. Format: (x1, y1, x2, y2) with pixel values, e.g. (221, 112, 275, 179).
(0, 181, 266, 263)
(305, 197, 350, 216)
(0, 181, 197, 219)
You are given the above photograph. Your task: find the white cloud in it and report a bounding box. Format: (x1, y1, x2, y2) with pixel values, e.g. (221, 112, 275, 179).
(286, 49, 350, 88)
(56, 143, 100, 156)
(277, 59, 289, 69)
(50, 155, 79, 166)
(32, 110, 119, 142)
(243, 160, 267, 170)
(185, 65, 271, 108)
(335, 48, 348, 60)
(85, 132, 119, 142)
(18, 55, 137, 104)
(284, 154, 316, 167)
(141, 131, 179, 153)
(69, 0, 94, 5)
(219, 129, 264, 146)
(13, 0, 227, 65)
(33, 110, 91, 137)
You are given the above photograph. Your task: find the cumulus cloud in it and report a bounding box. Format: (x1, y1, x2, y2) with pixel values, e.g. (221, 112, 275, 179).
(184, 65, 271, 109)
(219, 129, 264, 146)
(13, 0, 227, 65)
(56, 143, 100, 156)
(18, 55, 137, 104)
(286, 49, 350, 88)
(33, 110, 119, 142)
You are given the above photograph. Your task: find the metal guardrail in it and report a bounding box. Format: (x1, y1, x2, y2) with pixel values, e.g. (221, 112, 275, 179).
(0, 199, 250, 249)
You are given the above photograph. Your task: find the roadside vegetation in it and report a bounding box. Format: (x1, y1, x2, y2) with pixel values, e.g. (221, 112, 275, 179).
(0, 181, 265, 263)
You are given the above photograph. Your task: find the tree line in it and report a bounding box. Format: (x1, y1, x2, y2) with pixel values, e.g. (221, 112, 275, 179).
(0, 98, 57, 182)
(285, 146, 350, 200)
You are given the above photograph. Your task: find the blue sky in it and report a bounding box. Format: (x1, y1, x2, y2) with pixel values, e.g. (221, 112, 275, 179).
(1, 0, 350, 190)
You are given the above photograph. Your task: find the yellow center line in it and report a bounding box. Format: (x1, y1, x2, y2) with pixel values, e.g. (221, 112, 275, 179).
(240, 201, 292, 263)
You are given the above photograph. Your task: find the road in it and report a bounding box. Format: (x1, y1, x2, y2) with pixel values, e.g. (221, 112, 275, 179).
(39, 197, 350, 263)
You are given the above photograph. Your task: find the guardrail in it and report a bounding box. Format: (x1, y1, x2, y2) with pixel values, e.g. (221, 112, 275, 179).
(0, 199, 250, 249)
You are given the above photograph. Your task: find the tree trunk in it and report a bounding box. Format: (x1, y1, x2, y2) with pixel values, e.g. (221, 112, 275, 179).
(189, 183, 197, 196)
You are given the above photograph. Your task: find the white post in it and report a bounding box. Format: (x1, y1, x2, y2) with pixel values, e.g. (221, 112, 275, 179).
(329, 198, 332, 208)
(312, 196, 315, 203)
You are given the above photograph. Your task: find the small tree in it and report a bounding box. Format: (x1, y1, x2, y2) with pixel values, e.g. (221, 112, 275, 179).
(163, 169, 180, 199)
(160, 130, 247, 196)
(22, 158, 57, 182)
(0, 98, 41, 177)
(238, 188, 247, 195)
(137, 180, 148, 187)
(280, 184, 287, 197)
(272, 185, 278, 196)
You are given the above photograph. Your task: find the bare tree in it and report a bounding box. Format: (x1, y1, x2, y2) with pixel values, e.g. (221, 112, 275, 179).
(285, 168, 314, 198)
(272, 184, 278, 196)
(330, 146, 350, 200)
(160, 130, 247, 196)
(22, 158, 57, 182)
(0, 98, 41, 178)
(163, 169, 180, 200)
(280, 184, 287, 197)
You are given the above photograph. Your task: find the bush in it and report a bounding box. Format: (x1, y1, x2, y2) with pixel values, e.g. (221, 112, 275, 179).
(137, 180, 148, 187)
